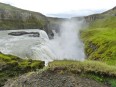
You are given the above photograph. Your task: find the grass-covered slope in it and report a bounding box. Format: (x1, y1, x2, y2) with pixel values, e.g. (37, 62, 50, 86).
(0, 53, 44, 86)
(77, 7, 116, 86)
(48, 60, 116, 87)
(81, 28, 116, 65)
(49, 60, 116, 77)
(81, 8, 116, 65)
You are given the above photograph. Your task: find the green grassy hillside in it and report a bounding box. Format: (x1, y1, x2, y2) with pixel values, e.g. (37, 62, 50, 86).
(81, 12, 116, 65)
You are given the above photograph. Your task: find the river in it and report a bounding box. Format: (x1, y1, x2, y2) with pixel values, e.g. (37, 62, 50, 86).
(0, 21, 85, 65)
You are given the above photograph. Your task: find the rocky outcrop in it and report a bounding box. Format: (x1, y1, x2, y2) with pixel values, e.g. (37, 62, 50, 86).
(8, 31, 40, 37)
(0, 2, 53, 38)
(4, 70, 108, 87)
(73, 6, 116, 23)
(84, 14, 103, 22)
(102, 6, 116, 15)
(47, 17, 67, 33)
(72, 14, 101, 23)
(0, 53, 45, 86)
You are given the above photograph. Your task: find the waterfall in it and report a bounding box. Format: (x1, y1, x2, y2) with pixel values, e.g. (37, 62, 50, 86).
(0, 20, 85, 65)
(48, 20, 85, 61)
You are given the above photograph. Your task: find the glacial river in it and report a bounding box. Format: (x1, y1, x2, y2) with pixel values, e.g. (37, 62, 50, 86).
(0, 22, 85, 65)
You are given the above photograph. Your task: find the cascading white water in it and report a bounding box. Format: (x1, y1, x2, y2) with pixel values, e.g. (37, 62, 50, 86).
(0, 29, 54, 64)
(0, 20, 85, 65)
(48, 20, 85, 61)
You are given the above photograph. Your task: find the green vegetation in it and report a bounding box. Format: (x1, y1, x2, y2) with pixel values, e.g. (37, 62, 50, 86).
(0, 16, 46, 30)
(83, 74, 116, 87)
(0, 2, 48, 30)
(47, 8, 116, 87)
(0, 2, 116, 86)
(80, 9, 116, 86)
(48, 60, 116, 87)
(81, 12, 116, 65)
(0, 2, 17, 11)
(89, 16, 116, 28)
(81, 28, 116, 65)
(0, 53, 44, 86)
(49, 60, 116, 77)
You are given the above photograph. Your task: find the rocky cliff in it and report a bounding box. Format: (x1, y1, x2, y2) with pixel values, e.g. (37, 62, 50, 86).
(0, 2, 53, 38)
(73, 6, 116, 23)
(47, 17, 67, 33)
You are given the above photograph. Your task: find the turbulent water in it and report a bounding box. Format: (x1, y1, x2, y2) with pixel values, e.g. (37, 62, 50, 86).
(0, 20, 85, 65)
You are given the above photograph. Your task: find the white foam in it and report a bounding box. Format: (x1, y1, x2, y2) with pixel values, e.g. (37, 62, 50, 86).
(0, 20, 86, 65)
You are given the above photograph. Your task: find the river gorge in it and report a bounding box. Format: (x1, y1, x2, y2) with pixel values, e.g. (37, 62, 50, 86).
(0, 20, 85, 65)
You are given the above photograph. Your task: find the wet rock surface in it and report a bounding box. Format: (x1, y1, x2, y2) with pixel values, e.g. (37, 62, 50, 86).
(4, 70, 109, 87)
(8, 31, 40, 37)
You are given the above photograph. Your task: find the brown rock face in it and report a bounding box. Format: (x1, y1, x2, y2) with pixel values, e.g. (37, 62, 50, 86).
(4, 71, 108, 87)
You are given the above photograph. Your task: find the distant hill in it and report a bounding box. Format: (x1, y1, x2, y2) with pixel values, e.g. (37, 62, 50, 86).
(73, 6, 116, 27)
(0, 2, 53, 38)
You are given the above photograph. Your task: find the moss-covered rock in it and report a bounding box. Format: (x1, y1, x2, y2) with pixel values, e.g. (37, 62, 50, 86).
(0, 53, 45, 86)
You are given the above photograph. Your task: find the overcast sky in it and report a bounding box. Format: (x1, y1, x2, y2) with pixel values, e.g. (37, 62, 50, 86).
(0, 0, 116, 18)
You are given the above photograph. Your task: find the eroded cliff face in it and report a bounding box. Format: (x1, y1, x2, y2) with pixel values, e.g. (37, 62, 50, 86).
(84, 14, 103, 23)
(4, 69, 108, 87)
(47, 17, 67, 33)
(73, 6, 116, 23)
(85, 7, 116, 23)
(0, 2, 53, 38)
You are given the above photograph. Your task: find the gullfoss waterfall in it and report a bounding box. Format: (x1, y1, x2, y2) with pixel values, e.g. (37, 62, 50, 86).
(0, 20, 85, 65)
